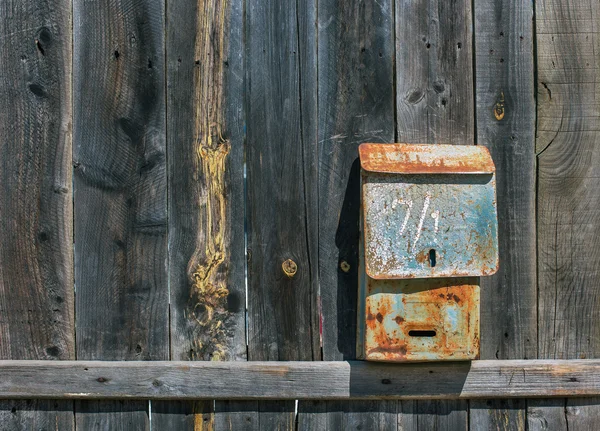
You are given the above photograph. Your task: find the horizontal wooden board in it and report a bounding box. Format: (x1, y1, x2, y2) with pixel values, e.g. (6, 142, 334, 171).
(0, 360, 599, 400)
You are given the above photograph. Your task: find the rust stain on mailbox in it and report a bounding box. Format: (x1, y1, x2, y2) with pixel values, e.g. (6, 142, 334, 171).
(357, 143, 498, 362)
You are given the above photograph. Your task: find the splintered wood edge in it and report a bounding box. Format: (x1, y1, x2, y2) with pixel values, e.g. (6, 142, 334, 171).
(0, 360, 597, 400)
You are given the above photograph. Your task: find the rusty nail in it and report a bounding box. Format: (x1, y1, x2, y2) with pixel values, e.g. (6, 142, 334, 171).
(340, 260, 351, 273)
(282, 259, 297, 278)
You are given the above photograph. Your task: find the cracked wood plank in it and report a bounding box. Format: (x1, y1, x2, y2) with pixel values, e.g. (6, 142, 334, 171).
(298, 0, 397, 425)
(0, 0, 74, 427)
(73, 0, 168, 427)
(471, 0, 537, 425)
(245, 0, 319, 427)
(533, 0, 600, 427)
(152, 0, 246, 426)
(394, 0, 473, 426)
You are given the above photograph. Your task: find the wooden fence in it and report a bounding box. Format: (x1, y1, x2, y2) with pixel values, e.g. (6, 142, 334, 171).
(0, 0, 597, 429)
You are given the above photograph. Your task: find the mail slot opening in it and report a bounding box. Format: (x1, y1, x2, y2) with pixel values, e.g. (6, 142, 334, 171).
(408, 330, 437, 337)
(429, 249, 436, 267)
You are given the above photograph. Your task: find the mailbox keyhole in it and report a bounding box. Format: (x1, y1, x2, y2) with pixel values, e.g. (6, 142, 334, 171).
(428, 249, 436, 267)
(408, 330, 437, 337)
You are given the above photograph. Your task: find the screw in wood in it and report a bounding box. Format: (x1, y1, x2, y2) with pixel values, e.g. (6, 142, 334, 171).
(282, 259, 298, 278)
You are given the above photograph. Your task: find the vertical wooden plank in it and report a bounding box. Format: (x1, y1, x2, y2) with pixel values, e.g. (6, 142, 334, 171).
(470, 399, 526, 431)
(245, 0, 318, 425)
(152, 0, 246, 425)
(73, 0, 167, 427)
(0, 0, 74, 428)
(395, 0, 473, 427)
(474, 0, 536, 363)
(398, 400, 468, 431)
(295, 0, 397, 426)
(299, 401, 396, 431)
(471, 0, 536, 426)
(396, 0, 474, 145)
(533, 0, 600, 426)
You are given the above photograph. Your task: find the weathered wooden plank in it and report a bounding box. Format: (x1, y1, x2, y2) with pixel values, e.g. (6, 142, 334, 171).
(471, 0, 536, 426)
(245, 0, 318, 426)
(470, 399, 526, 430)
(0, 400, 73, 431)
(73, 0, 167, 427)
(474, 0, 536, 364)
(214, 401, 259, 430)
(1, 360, 600, 400)
(528, 398, 600, 431)
(308, 0, 395, 423)
(245, 0, 318, 362)
(299, 401, 396, 430)
(398, 400, 468, 430)
(76, 400, 148, 431)
(166, 0, 245, 364)
(395, 0, 474, 144)
(152, 0, 246, 426)
(0, 0, 74, 427)
(533, 0, 600, 427)
(151, 400, 214, 431)
(395, 0, 473, 426)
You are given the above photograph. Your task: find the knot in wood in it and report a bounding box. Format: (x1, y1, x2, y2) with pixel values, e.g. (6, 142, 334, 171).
(282, 259, 298, 278)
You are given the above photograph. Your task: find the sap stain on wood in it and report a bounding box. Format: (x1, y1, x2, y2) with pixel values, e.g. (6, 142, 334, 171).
(185, 0, 236, 361)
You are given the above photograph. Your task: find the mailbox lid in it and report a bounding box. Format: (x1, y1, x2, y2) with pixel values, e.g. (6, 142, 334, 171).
(359, 143, 496, 174)
(360, 143, 498, 279)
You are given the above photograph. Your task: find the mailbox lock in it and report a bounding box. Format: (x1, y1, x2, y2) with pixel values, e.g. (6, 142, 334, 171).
(357, 143, 499, 362)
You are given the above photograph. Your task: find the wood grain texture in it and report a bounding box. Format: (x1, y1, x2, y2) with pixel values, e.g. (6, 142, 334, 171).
(245, 0, 318, 363)
(472, 0, 536, 425)
(309, 0, 395, 424)
(2, 360, 600, 400)
(245, 0, 318, 426)
(0, 0, 74, 427)
(155, 0, 246, 426)
(73, 0, 167, 427)
(167, 0, 245, 364)
(395, 0, 473, 426)
(533, 0, 600, 425)
(298, 401, 397, 430)
(395, 0, 473, 144)
(398, 400, 467, 431)
(0, 0, 74, 365)
(317, 0, 395, 365)
(474, 0, 536, 364)
(470, 399, 526, 431)
(0, 400, 73, 431)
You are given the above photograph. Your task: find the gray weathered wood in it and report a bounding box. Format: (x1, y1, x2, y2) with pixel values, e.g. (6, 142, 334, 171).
(0, 0, 74, 427)
(395, 0, 474, 427)
(310, 0, 395, 424)
(474, 0, 536, 364)
(398, 400, 468, 430)
(472, 0, 536, 425)
(533, 0, 600, 426)
(528, 399, 600, 431)
(0, 400, 73, 431)
(154, 0, 246, 426)
(245, 0, 318, 427)
(0, 360, 600, 400)
(395, 0, 474, 144)
(299, 401, 396, 430)
(73, 0, 167, 427)
(470, 399, 526, 430)
(245, 0, 318, 362)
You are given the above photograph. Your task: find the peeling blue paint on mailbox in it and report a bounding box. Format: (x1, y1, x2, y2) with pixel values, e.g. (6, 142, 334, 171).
(357, 143, 498, 362)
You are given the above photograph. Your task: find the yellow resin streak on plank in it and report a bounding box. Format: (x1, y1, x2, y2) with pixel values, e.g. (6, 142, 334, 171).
(185, 0, 231, 361)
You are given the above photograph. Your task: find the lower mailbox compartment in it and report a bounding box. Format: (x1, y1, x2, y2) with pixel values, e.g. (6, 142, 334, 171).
(358, 276, 480, 362)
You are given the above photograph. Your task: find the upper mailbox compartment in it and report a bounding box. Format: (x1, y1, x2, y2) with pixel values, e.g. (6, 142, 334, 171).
(360, 143, 499, 280)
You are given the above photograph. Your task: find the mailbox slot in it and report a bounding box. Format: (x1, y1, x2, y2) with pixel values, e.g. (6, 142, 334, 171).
(357, 143, 498, 362)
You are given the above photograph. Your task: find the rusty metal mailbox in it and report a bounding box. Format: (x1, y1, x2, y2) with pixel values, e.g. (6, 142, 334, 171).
(357, 143, 498, 362)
